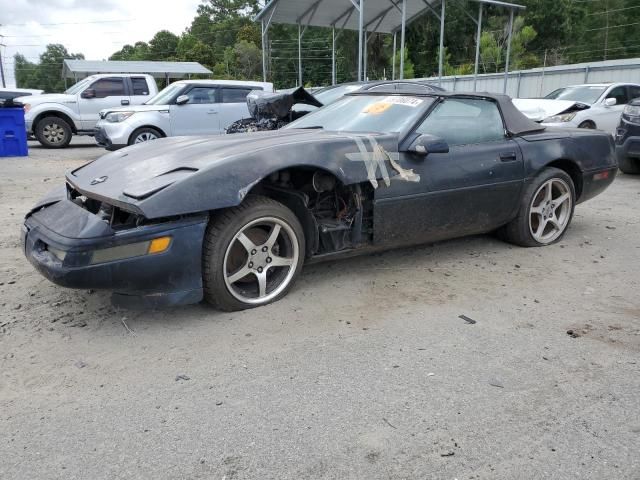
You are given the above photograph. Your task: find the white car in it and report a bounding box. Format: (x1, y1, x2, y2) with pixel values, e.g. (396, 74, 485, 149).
(513, 83, 640, 135)
(16, 74, 159, 148)
(95, 79, 273, 150)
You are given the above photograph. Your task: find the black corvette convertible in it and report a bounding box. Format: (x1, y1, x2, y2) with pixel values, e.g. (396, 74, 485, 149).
(23, 91, 617, 310)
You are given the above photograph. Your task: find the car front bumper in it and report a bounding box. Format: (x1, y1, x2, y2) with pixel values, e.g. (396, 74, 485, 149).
(614, 124, 640, 162)
(23, 199, 208, 308)
(94, 120, 131, 150)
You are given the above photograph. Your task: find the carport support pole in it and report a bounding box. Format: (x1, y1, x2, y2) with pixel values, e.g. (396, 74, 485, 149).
(358, 0, 364, 81)
(298, 23, 303, 87)
(392, 32, 397, 80)
(400, 0, 406, 80)
(503, 9, 514, 94)
(262, 19, 267, 82)
(332, 25, 336, 85)
(473, 3, 483, 92)
(364, 32, 368, 80)
(438, 0, 445, 85)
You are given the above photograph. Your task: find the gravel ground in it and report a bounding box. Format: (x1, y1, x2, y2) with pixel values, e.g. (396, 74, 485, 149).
(1, 138, 639, 480)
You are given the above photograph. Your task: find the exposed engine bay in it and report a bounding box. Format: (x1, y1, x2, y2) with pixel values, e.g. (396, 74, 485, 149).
(226, 87, 323, 134)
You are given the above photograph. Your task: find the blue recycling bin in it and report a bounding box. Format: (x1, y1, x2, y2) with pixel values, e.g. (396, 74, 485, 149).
(0, 107, 29, 157)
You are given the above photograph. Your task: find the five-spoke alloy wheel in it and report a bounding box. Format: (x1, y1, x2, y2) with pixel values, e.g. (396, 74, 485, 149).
(501, 167, 576, 247)
(528, 178, 572, 244)
(223, 217, 299, 304)
(203, 196, 305, 311)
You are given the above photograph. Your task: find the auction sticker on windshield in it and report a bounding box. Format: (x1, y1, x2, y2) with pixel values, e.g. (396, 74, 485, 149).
(383, 96, 424, 107)
(363, 96, 424, 115)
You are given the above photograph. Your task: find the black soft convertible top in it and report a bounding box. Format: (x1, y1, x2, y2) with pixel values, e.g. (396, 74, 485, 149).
(352, 90, 545, 136)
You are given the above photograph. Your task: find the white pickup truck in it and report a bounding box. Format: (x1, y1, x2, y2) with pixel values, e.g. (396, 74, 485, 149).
(17, 74, 159, 148)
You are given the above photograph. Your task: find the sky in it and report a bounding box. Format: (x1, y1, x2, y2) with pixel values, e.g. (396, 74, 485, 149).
(1, 0, 203, 88)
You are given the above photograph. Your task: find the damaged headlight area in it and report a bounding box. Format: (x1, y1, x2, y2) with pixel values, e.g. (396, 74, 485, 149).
(544, 112, 577, 123)
(104, 111, 135, 123)
(68, 185, 145, 229)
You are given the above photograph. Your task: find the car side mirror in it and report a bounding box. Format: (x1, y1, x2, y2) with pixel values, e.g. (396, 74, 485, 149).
(604, 98, 617, 107)
(81, 89, 96, 99)
(175, 95, 189, 105)
(407, 134, 449, 156)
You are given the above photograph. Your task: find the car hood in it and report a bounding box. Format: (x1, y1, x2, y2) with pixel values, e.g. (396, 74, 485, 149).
(512, 99, 590, 122)
(15, 93, 76, 105)
(66, 129, 403, 219)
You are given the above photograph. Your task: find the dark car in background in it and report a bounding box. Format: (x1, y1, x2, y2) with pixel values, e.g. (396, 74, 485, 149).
(0, 88, 43, 102)
(615, 97, 640, 174)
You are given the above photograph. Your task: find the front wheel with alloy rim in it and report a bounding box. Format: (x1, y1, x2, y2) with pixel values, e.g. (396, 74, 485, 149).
(35, 116, 72, 148)
(203, 196, 306, 311)
(500, 167, 576, 247)
(128, 127, 162, 146)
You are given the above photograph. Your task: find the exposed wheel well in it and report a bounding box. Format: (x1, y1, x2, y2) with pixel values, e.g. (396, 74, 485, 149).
(32, 111, 77, 134)
(547, 159, 583, 200)
(246, 167, 371, 258)
(578, 120, 596, 129)
(128, 126, 166, 144)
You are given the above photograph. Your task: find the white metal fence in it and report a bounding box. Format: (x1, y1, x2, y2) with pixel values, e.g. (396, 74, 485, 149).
(417, 57, 640, 98)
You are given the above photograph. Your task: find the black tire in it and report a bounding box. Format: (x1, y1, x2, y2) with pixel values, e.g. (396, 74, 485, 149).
(578, 120, 596, 129)
(500, 167, 576, 247)
(203, 195, 306, 311)
(128, 127, 163, 146)
(618, 155, 640, 174)
(34, 116, 72, 148)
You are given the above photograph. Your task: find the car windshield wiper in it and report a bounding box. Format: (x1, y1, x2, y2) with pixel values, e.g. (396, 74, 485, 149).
(297, 126, 324, 129)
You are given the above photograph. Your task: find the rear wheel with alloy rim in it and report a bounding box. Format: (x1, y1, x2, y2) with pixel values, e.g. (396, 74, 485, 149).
(203, 196, 305, 311)
(35, 116, 72, 148)
(128, 127, 162, 146)
(500, 167, 576, 247)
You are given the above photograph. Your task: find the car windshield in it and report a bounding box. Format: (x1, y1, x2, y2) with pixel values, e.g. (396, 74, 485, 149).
(285, 94, 433, 133)
(145, 83, 185, 105)
(545, 86, 606, 104)
(314, 84, 363, 105)
(64, 77, 94, 95)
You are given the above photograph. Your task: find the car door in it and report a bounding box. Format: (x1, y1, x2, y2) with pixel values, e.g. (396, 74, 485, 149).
(216, 87, 255, 132)
(169, 85, 220, 136)
(373, 97, 524, 246)
(78, 77, 131, 130)
(596, 85, 630, 134)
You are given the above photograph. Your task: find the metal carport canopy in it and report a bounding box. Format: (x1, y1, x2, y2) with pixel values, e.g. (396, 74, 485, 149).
(256, 0, 525, 92)
(62, 60, 212, 81)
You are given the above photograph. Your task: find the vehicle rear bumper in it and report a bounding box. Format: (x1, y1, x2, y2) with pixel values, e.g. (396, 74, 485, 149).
(579, 166, 617, 204)
(23, 202, 208, 308)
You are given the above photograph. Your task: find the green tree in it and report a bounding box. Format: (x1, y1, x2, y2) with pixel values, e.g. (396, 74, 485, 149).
(148, 30, 180, 60)
(14, 44, 84, 92)
(233, 40, 262, 79)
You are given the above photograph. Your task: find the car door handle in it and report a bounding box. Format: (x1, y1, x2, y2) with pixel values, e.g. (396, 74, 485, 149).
(499, 152, 518, 162)
(121, 99, 130, 105)
(207, 110, 218, 114)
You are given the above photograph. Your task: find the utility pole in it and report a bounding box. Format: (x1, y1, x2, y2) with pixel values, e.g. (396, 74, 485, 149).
(604, 0, 609, 60)
(0, 30, 6, 88)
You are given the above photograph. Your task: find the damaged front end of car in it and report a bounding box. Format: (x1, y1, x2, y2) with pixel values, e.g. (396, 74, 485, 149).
(22, 183, 208, 308)
(226, 87, 323, 133)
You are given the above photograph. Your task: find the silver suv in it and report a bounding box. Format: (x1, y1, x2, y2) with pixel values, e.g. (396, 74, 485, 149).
(94, 79, 273, 150)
